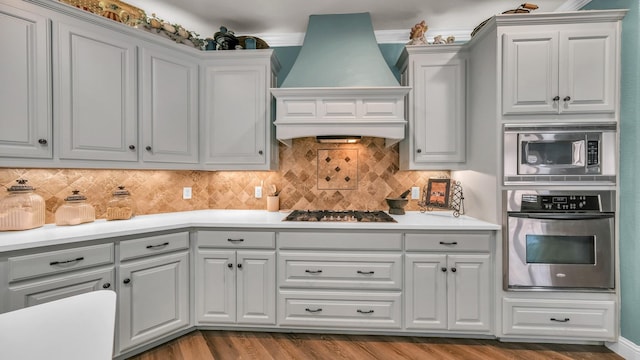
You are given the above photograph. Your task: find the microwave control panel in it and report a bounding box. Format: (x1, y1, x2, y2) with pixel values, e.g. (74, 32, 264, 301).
(587, 140, 599, 166)
(520, 194, 601, 212)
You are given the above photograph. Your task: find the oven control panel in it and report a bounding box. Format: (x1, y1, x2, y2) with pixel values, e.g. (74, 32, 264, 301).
(521, 194, 601, 212)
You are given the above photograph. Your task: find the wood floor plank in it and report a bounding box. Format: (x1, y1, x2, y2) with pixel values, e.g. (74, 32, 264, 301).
(176, 331, 215, 360)
(124, 330, 624, 360)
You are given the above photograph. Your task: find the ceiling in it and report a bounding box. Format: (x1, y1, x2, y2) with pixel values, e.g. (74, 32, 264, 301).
(124, 0, 589, 45)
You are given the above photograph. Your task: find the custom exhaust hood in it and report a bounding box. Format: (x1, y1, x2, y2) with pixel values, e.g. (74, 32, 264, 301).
(271, 13, 410, 147)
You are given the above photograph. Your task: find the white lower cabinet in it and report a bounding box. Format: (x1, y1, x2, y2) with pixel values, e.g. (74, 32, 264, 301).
(117, 233, 190, 353)
(4, 243, 115, 312)
(7, 267, 114, 311)
(279, 290, 402, 329)
(195, 231, 276, 326)
(277, 232, 403, 330)
(404, 232, 492, 333)
(503, 298, 616, 341)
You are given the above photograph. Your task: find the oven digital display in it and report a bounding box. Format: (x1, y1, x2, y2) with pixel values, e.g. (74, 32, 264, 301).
(552, 196, 567, 204)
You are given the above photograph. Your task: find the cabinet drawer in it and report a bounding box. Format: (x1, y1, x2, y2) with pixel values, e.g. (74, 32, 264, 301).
(278, 232, 402, 250)
(8, 267, 114, 311)
(198, 231, 275, 248)
(405, 232, 491, 252)
(8, 243, 114, 282)
(119, 232, 189, 261)
(503, 298, 616, 340)
(279, 252, 402, 290)
(279, 290, 401, 329)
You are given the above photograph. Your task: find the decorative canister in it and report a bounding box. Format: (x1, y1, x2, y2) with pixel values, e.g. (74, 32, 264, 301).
(106, 186, 136, 221)
(55, 190, 96, 226)
(0, 179, 45, 231)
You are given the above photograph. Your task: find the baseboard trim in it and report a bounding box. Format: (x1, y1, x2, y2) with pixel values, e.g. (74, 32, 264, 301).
(607, 337, 640, 360)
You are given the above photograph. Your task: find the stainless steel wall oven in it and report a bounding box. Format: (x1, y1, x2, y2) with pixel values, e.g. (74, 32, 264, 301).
(504, 190, 615, 291)
(504, 123, 617, 184)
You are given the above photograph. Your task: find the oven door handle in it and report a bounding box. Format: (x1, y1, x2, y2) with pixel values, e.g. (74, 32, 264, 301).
(508, 213, 614, 220)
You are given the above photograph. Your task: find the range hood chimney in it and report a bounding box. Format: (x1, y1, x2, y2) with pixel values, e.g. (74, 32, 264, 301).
(271, 13, 410, 147)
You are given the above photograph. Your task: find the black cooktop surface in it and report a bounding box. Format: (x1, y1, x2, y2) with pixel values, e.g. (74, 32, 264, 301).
(283, 210, 397, 223)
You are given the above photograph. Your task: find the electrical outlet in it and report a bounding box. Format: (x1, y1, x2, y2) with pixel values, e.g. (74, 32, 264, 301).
(182, 187, 192, 200)
(411, 186, 420, 200)
(255, 186, 262, 198)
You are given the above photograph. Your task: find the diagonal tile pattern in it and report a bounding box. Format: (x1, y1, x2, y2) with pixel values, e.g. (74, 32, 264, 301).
(0, 137, 449, 224)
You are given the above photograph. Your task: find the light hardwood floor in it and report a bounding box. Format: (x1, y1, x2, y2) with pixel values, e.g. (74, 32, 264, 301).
(127, 330, 623, 360)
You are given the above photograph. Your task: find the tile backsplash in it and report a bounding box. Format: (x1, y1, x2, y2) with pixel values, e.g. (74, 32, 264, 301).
(0, 137, 449, 223)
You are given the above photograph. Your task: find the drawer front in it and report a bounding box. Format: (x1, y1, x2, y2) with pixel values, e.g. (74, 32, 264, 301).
(8, 267, 115, 311)
(8, 243, 114, 282)
(503, 298, 616, 340)
(405, 232, 491, 252)
(119, 232, 189, 261)
(198, 231, 275, 249)
(278, 232, 402, 251)
(279, 290, 401, 329)
(279, 252, 402, 290)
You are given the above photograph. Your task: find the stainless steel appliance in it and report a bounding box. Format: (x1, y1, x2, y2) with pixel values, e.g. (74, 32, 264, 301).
(283, 210, 397, 222)
(505, 190, 615, 291)
(503, 123, 617, 184)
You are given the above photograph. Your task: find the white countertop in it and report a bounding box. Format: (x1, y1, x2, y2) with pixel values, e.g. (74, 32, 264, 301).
(0, 210, 499, 253)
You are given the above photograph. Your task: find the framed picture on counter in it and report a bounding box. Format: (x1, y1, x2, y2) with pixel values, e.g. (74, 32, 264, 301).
(426, 178, 451, 208)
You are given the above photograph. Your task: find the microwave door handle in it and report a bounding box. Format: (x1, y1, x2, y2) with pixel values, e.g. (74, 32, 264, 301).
(508, 213, 614, 220)
(573, 140, 586, 166)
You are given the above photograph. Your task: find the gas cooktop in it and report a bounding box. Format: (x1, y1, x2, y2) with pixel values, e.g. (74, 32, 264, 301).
(283, 210, 397, 223)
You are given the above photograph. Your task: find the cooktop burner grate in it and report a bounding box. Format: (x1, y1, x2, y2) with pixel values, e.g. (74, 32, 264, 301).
(283, 210, 397, 223)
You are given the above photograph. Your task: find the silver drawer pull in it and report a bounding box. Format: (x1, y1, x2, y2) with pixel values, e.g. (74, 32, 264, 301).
(227, 238, 245, 242)
(357, 309, 374, 314)
(146, 242, 169, 249)
(49, 257, 84, 266)
(439, 241, 458, 245)
(305, 308, 322, 313)
(305, 269, 323, 274)
(357, 270, 375, 275)
(550, 317, 570, 323)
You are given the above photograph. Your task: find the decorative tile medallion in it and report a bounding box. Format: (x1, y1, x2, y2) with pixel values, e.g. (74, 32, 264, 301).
(317, 149, 358, 190)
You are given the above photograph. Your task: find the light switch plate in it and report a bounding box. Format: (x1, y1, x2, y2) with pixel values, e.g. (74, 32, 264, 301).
(411, 187, 420, 200)
(255, 186, 262, 198)
(183, 187, 192, 200)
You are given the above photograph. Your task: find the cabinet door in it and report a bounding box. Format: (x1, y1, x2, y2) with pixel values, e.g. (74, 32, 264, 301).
(502, 32, 559, 115)
(404, 253, 447, 330)
(203, 64, 267, 166)
(141, 46, 198, 164)
(412, 53, 466, 165)
(0, 4, 51, 158)
(8, 267, 114, 311)
(118, 251, 189, 351)
(447, 254, 491, 332)
(56, 21, 137, 161)
(236, 250, 276, 325)
(559, 26, 616, 113)
(195, 249, 236, 324)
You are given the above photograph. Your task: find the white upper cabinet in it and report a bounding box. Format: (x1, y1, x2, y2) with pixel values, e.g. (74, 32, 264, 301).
(0, 3, 51, 159)
(397, 46, 467, 170)
(202, 51, 279, 170)
(140, 45, 199, 164)
(502, 23, 617, 115)
(56, 20, 137, 161)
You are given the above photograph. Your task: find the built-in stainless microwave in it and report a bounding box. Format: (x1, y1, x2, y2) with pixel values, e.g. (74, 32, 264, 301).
(504, 123, 617, 184)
